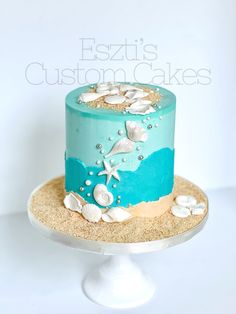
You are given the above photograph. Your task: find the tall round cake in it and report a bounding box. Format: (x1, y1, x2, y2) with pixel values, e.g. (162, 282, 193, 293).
(65, 82, 176, 222)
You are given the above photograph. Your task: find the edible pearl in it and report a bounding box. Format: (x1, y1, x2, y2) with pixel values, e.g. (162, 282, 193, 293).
(85, 180, 91, 186)
(80, 187, 84, 192)
(96, 144, 102, 149)
(147, 124, 152, 129)
(158, 105, 162, 109)
(117, 195, 121, 199)
(147, 116, 151, 120)
(118, 130, 124, 135)
(110, 159, 115, 164)
(138, 155, 144, 160)
(136, 146, 141, 151)
(87, 193, 91, 197)
(159, 116, 163, 120)
(100, 149, 105, 154)
(117, 200, 121, 204)
(112, 184, 117, 188)
(96, 160, 101, 165)
(88, 171, 93, 176)
(122, 158, 126, 162)
(154, 123, 159, 128)
(108, 136, 113, 141)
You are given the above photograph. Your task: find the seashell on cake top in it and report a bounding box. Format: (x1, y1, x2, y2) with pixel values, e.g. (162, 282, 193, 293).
(64, 82, 178, 223)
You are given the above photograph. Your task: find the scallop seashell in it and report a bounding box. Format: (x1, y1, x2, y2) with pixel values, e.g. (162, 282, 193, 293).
(105, 138, 134, 158)
(125, 90, 149, 100)
(79, 92, 107, 102)
(102, 207, 132, 222)
(126, 121, 148, 142)
(104, 95, 126, 105)
(93, 184, 114, 207)
(126, 99, 155, 115)
(119, 84, 142, 92)
(64, 193, 82, 213)
(82, 203, 102, 223)
(171, 205, 191, 218)
(175, 195, 197, 207)
(191, 202, 206, 215)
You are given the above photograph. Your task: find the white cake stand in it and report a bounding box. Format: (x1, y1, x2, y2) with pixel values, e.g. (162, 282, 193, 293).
(28, 206, 208, 309)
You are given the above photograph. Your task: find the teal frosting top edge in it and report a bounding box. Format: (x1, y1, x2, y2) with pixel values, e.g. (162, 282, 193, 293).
(65, 82, 176, 121)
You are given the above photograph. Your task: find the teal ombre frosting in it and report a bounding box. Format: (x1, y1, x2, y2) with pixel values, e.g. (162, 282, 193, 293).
(65, 148, 174, 207)
(65, 82, 176, 207)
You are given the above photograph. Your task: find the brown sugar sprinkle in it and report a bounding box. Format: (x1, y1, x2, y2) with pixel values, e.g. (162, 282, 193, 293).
(82, 85, 161, 112)
(29, 176, 208, 243)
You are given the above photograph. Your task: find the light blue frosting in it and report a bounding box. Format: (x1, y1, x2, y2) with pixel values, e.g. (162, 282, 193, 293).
(65, 82, 176, 206)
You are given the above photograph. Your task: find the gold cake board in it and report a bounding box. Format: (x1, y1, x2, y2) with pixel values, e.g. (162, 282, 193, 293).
(28, 175, 208, 245)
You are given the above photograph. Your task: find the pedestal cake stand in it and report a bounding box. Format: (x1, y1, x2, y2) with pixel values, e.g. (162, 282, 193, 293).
(28, 177, 208, 309)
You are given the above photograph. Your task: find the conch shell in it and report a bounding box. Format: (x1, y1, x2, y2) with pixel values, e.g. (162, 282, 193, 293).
(63, 193, 82, 213)
(105, 138, 134, 158)
(126, 121, 148, 142)
(102, 207, 132, 223)
(82, 204, 102, 222)
(93, 184, 114, 207)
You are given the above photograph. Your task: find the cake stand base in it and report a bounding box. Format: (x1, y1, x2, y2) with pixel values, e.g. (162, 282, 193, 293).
(28, 176, 208, 309)
(83, 255, 155, 309)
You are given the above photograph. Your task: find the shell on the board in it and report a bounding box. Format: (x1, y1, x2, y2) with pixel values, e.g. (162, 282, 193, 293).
(175, 195, 197, 207)
(81, 203, 102, 223)
(171, 205, 191, 218)
(63, 193, 82, 213)
(102, 207, 132, 223)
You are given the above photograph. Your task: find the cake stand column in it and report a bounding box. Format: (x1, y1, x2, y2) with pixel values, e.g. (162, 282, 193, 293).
(82, 254, 155, 309)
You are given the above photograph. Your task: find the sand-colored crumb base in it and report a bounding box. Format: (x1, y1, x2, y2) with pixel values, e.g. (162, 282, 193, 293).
(86, 85, 161, 112)
(29, 176, 208, 243)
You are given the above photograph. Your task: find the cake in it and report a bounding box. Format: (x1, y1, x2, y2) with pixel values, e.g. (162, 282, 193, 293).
(64, 82, 176, 223)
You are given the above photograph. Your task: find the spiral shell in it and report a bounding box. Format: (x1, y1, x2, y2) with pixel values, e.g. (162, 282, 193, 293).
(93, 184, 114, 207)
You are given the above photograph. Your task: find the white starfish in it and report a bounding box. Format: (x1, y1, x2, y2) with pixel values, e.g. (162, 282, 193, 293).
(98, 161, 120, 185)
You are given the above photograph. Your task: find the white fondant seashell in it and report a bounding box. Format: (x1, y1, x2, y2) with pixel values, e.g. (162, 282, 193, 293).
(126, 99, 155, 115)
(101, 213, 114, 223)
(125, 90, 149, 100)
(109, 87, 120, 95)
(175, 195, 197, 208)
(104, 95, 126, 105)
(82, 204, 102, 223)
(96, 86, 110, 93)
(93, 184, 114, 207)
(96, 83, 110, 91)
(171, 205, 191, 218)
(102, 207, 132, 222)
(63, 193, 82, 213)
(191, 202, 206, 215)
(105, 138, 134, 158)
(119, 84, 142, 92)
(79, 92, 107, 102)
(126, 121, 148, 142)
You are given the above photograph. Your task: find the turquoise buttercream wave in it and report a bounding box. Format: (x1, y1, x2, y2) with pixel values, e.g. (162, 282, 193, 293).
(65, 148, 174, 208)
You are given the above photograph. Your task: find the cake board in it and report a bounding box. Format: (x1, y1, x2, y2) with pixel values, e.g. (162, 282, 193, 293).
(28, 176, 208, 309)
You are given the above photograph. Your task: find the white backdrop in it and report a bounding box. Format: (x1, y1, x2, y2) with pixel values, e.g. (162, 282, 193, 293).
(0, 0, 235, 215)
